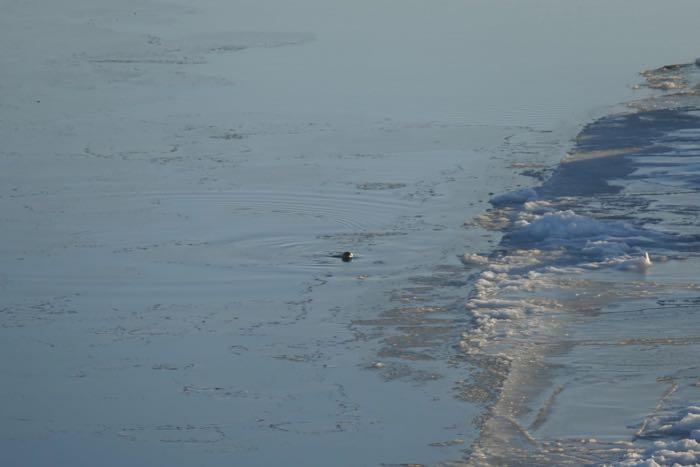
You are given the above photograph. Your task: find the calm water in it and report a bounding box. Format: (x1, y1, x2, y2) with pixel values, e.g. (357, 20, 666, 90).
(1, 1, 699, 465)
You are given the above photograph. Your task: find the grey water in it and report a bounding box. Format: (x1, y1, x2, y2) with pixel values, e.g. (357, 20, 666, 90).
(1, 1, 700, 466)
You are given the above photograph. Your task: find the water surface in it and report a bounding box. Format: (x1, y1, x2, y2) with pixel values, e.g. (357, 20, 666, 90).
(1, 1, 700, 465)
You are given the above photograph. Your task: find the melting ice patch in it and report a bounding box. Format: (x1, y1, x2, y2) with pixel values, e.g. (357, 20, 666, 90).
(462, 195, 686, 358)
(463, 194, 698, 464)
(460, 253, 489, 266)
(465, 298, 543, 328)
(619, 406, 700, 466)
(464, 62, 700, 466)
(506, 211, 657, 251)
(489, 187, 539, 207)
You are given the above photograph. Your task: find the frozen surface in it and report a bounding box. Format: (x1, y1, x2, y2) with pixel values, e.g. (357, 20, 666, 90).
(459, 63, 700, 466)
(2, 0, 700, 466)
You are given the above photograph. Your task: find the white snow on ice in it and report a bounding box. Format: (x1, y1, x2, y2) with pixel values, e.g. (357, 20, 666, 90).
(618, 406, 700, 466)
(489, 187, 539, 207)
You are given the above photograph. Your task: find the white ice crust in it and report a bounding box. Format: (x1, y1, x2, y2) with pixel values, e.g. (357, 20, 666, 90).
(489, 187, 539, 207)
(464, 198, 664, 337)
(619, 407, 700, 466)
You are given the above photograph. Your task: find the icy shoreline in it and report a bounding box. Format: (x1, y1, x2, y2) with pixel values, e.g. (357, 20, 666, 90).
(458, 61, 700, 465)
(2, 1, 700, 465)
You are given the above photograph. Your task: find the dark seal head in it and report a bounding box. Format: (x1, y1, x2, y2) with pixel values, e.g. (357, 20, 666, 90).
(341, 251, 354, 262)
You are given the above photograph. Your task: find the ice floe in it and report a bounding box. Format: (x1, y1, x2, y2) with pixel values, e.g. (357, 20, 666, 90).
(489, 187, 539, 207)
(506, 210, 655, 248)
(619, 406, 700, 466)
(464, 59, 700, 466)
(460, 253, 489, 266)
